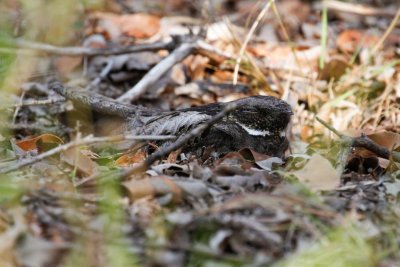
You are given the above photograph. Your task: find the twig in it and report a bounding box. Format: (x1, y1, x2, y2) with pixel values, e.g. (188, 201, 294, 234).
(351, 136, 391, 160)
(86, 58, 114, 90)
(117, 38, 235, 103)
(232, 0, 273, 85)
(12, 91, 25, 124)
(1, 122, 72, 134)
(2, 39, 175, 57)
(195, 39, 235, 61)
(48, 79, 140, 118)
(0, 97, 66, 109)
(0, 134, 175, 174)
(117, 42, 197, 103)
(324, 0, 398, 17)
(315, 117, 343, 138)
(316, 116, 400, 161)
(0, 47, 37, 55)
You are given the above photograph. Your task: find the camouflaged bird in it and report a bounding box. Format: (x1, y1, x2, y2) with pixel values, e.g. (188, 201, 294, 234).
(49, 80, 292, 157)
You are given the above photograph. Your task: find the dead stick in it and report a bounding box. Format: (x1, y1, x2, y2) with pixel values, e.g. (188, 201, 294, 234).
(48, 79, 140, 118)
(117, 42, 197, 103)
(117, 39, 235, 103)
(324, 0, 397, 17)
(0, 134, 175, 174)
(2, 39, 175, 56)
(0, 97, 65, 109)
(316, 117, 399, 161)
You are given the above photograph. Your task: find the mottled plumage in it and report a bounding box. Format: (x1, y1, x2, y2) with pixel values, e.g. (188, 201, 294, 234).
(49, 80, 293, 157)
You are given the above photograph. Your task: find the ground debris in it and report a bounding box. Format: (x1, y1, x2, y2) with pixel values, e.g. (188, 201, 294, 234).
(1, 0, 400, 266)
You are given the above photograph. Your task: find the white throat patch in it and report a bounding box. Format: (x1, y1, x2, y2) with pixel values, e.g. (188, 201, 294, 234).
(238, 123, 271, 137)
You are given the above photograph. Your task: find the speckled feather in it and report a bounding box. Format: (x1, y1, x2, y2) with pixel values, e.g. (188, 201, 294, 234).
(49, 79, 293, 157)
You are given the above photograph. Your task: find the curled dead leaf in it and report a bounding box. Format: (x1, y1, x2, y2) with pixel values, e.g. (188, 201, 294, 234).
(16, 134, 63, 152)
(115, 150, 146, 167)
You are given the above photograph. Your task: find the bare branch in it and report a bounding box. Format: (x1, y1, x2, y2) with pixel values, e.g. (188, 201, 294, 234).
(117, 42, 197, 103)
(0, 134, 175, 174)
(0, 97, 65, 109)
(316, 116, 400, 161)
(2, 39, 175, 56)
(48, 79, 140, 118)
(324, 0, 398, 17)
(117, 39, 234, 103)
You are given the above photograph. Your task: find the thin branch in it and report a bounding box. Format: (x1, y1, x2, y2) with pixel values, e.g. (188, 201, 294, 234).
(315, 116, 343, 138)
(0, 97, 66, 109)
(1, 122, 72, 134)
(316, 116, 400, 161)
(196, 39, 235, 61)
(117, 42, 197, 103)
(116, 38, 235, 103)
(86, 58, 114, 90)
(0, 134, 175, 174)
(351, 136, 391, 160)
(48, 79, 140, 118)
(324, 0, 398, 17)
(2, 39, 175, 57)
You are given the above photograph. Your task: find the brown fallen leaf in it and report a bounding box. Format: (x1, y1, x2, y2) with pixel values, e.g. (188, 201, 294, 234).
(367, 131, 400, 151)
(319, 55, 351, 81)
(90, 12, 160, 40)
(291, 153, 339, 191)
(337, 29, 400, 54)
(16, 134, 63, 152)
(61, 147, 98, 177)
(115, 150, 146, 167)
(238, 148, 270, 162)
(123, 176, 182, 204)
(167, 148, 182, 164)
(337, 29, 375, 54)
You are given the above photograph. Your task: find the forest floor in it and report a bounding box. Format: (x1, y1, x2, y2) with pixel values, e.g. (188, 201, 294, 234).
(0, 0, 400, 266)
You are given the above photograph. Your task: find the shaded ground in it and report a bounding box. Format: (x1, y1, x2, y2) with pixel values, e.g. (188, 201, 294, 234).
(0, 0, 400, 266)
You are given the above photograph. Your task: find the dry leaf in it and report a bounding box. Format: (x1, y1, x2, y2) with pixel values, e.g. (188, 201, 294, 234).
(367, 131, 400, 150)
(291, 153, 339, 191)
(91, 12, 160, 39)
(115, 150, 146, 167)
(238, 148, 270, 162)
(16, 134, 63, 152)
(61, 147, 97, 176)
(167, 148, 181, 164)
(336, 30, 378, 54)
(319, 55, 350, 81)
(123, 176, 182, 204)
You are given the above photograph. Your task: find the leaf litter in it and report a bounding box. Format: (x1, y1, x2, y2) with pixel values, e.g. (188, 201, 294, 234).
(0, 0, 400, 266)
